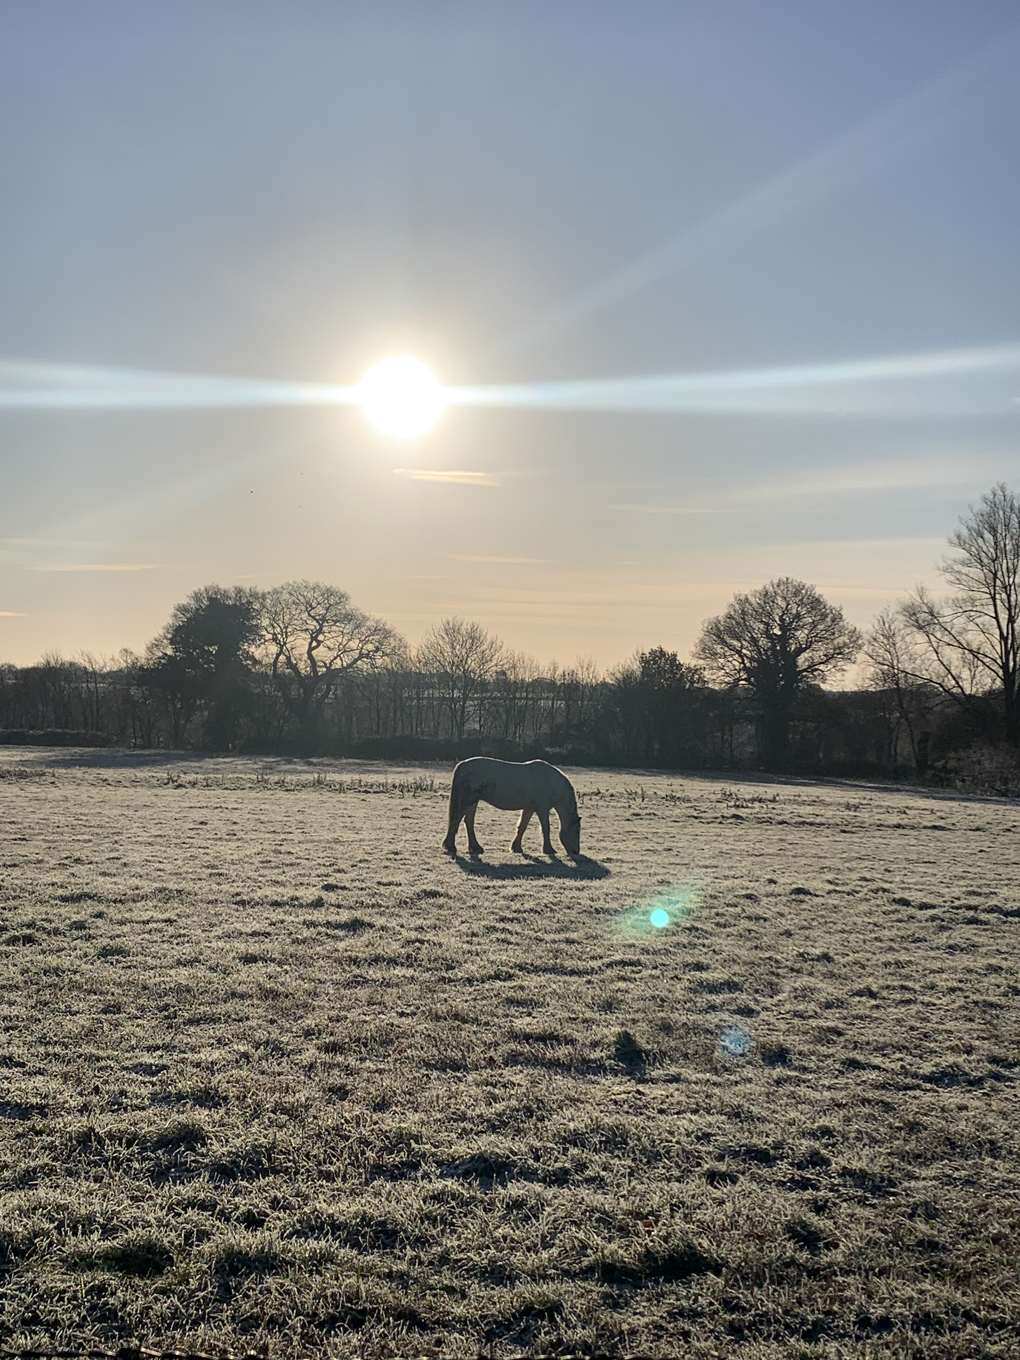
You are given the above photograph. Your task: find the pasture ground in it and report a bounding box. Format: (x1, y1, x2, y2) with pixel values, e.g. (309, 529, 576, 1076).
(0, 749, 1018, 1359)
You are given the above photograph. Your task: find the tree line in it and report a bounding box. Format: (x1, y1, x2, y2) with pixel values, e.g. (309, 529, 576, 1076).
(2, 484, 1018, 791)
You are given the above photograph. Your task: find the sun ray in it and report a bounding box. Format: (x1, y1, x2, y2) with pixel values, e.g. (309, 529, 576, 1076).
(491, 29, 1020, 358)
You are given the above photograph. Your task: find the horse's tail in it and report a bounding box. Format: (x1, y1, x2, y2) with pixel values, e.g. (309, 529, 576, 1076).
(444, 761, 469, 852)
(447, 764, 464, 821)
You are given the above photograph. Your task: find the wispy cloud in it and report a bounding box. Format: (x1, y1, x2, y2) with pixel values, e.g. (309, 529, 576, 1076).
(613, 454, 1001, 518)
(393, 468, 499, 485)
(0, 611, 26, 617)
(454, 341, 1020, 418)
(7, 338, 1020, 427)
(0, 537, 102, 548)
(613, 504, 714, 515)
(0, 358, 356, 410)
(35, 563, 160, 572)
(744, 456, 999, 500)
(446, 554, 549, 564)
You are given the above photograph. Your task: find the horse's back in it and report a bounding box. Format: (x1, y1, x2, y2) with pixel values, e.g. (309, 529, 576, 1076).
(452, 756, 571, 810)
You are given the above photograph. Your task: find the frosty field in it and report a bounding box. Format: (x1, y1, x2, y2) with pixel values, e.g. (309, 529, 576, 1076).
(1, 749, 1018, 1359)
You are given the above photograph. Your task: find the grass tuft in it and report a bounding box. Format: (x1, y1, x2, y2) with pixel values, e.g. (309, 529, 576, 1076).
(78, 1232, 176, 1277)
(612, 1028, 648, 1071)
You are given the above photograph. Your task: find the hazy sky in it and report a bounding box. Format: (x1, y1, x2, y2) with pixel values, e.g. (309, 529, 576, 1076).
(1, 1, 1019, 669)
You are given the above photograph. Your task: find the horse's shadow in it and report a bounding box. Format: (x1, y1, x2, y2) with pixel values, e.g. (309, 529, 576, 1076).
(453, 853, 610, 881)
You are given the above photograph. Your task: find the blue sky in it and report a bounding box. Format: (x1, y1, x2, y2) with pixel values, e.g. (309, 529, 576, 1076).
(1, 1, 1018, 667)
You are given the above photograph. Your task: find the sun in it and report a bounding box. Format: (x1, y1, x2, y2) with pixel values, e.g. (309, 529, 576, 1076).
(357, 356, 446, 438)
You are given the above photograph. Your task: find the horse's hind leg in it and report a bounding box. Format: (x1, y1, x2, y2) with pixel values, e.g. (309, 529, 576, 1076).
(464, 802, 483, 856)
(511, 808, 533, 853)
(537, 808, 555, 856)
(443, 784, 468, 855)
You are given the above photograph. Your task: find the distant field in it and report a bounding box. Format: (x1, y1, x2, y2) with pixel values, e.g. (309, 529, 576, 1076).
(1, 749, 1018, 1359)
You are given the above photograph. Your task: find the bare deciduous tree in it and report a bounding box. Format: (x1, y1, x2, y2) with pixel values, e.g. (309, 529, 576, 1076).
(491, 649, 542, 745)
(261, 580, 400, 752)
(694, 576, 861, 767)
(900, 483, 1020, 747)
(417, 617, 504, 741)
(862, 608, 938, 771)
(555, 656, 602, 745)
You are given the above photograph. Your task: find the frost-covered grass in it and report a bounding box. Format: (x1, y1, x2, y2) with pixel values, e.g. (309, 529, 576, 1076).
(1, 749, 1018, 1358)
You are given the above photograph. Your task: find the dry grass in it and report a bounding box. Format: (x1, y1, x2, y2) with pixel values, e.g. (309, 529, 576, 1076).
(0, 748, 1018, 1359)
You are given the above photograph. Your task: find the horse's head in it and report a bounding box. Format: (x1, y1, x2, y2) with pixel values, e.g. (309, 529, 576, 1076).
(560, 812, 581, 857)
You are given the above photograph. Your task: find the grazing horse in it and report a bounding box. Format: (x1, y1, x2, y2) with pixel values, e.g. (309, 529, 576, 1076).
(443, 757, 581, 858)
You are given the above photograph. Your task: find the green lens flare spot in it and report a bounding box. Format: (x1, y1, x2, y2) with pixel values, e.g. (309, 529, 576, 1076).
(613, 881, 701, 940)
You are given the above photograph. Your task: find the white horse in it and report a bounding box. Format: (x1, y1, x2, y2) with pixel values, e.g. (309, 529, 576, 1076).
(443, 757, 581, 858)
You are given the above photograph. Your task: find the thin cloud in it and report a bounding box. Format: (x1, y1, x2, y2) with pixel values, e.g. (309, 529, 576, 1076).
(0, 537, 101, 548)
(446, 554, 549, 564)
(0, 610, 26, 617)
(744, 457, 1000, 500)
(0, 358, 357, 410)
(36, 563, 160, 572)
(613, 504, 714, 514)
(454, 341, 1020, 418)
(614, 456, 1000, 519)
(393, 468, 499, 486)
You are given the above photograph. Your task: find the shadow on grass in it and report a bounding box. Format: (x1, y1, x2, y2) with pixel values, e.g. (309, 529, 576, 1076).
(454, 853, 609, 880)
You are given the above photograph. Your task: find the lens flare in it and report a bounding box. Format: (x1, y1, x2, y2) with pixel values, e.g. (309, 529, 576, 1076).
(719, 1025, 752, 1058)
(357, 357, 446, 438)
(615, 882, 699, 940)
(3, 340, 1020, 422)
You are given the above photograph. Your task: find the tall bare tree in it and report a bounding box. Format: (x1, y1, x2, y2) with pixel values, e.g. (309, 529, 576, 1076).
(555, 656, 602, 745)
(417, 617, 504, 740)
(900, 483, 1020, 747)
(261, 580, 399, 753)
(491, 649, 542, 745)
(694, 576, 861, 767)
(862, 608, 938, 771)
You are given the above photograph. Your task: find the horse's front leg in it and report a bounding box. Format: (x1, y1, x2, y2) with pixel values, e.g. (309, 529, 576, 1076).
(464, 802, 484, 856)
(537, 808, 556, 857)
(511, 808, 533, 853)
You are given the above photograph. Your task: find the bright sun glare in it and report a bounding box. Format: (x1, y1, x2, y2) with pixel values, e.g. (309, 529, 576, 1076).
(358, 356, 446, 438)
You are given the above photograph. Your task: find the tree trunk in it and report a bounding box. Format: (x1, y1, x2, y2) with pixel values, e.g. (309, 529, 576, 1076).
(758, 689, 794, 769)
